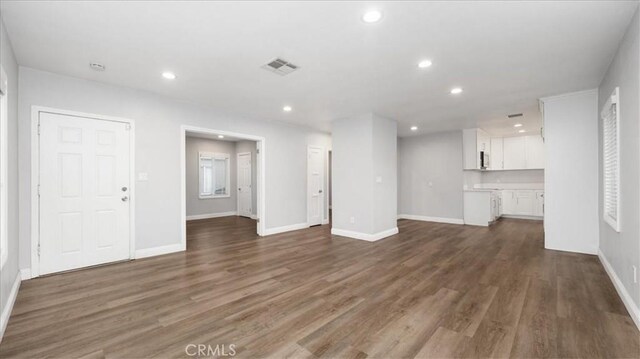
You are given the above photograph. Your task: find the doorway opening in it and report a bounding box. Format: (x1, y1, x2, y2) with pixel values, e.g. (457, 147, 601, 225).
(180, 126, 265, 249)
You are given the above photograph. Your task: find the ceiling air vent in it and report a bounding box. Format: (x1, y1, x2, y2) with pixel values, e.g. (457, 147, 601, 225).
(261, 58, 299, 76)
(507, 113, 524, 118)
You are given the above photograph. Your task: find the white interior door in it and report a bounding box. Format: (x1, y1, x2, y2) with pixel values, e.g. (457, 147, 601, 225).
(39, 112, 131, 275)
(237, 152, 252, 218)
(307, 146, 324, 226)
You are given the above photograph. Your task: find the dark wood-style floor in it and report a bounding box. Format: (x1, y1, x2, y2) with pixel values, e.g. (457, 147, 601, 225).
(1, 217, 638, 358)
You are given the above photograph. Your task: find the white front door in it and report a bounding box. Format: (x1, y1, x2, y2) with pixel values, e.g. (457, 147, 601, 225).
(39, 112, 131, 275)
(307, 146, 324, 226)
(237, 152, 252, 218)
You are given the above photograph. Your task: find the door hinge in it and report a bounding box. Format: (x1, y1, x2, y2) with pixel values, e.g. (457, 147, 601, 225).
(37, 123, 41, 136)
(256, 148, 260, 154)
(38, 243, 41, 257)
(37, 184, 41, 197)
(125, 123, 131, 131)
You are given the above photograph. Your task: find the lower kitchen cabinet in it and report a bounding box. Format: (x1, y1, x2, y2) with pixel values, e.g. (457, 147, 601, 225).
(501, 189, 543, 217)
(534, 191, 544, 216)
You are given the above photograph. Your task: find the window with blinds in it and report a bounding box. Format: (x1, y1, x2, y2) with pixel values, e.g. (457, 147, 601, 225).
(602, 87, 620, 232)
(199, 152, 230, 199)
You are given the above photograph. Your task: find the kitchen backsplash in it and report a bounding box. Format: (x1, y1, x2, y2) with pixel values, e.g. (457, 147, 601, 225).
(463, 169, 544, 190)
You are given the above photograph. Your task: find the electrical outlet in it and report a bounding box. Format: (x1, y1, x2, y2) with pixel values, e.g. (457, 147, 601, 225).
(633, 265, 637, 284)
(350, 216, 355, 224)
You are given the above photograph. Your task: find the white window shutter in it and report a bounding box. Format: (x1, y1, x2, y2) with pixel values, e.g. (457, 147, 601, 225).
(602, 87, 620, 232)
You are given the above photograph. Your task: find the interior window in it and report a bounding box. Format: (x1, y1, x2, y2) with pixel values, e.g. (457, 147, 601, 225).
(199, 152, 230, 198)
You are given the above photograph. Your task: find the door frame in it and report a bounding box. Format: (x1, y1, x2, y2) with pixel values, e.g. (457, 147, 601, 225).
(181, 125, 266, 245)
(30, 106, 136, 278)
(307, 145, 327, 226)
(236, 151, 252, 218)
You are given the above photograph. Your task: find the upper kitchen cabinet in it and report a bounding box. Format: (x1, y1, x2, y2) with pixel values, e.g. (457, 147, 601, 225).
(490, 138, 504, 170)
(503, 136, 527, 169)
(463, 128, 491, 170)
(524, 135, 545, 169)
(501, 134, 545, 170)
(464, 129, 544, 170)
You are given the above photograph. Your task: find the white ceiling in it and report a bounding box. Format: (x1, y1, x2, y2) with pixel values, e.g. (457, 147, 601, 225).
(1, 1, 637, 136)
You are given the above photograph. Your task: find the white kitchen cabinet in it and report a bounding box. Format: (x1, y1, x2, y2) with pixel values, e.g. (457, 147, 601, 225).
(514, 190, 534, 215)
(503, 136, 526, 169)
(464, 190, 501, 226)
(502, 190, 515, 214)
(534, 191, 544, 216)
(501, 190, 543, 217)
(525, 135, 545, 169)
(463, 128, 491, 170)
(490, 138, 504, 170)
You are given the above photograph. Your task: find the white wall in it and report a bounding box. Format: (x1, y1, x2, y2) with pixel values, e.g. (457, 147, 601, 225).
(17, 67, 331, 270)
(332, 114, 374, 234)
(0, 14, 20, 337)
(541, 89, 599, 255)
(372, 114, 398, 233)
(185, 137, 237, 217)
(236, 140, 257, 216)
(399, 131, 464, 221)
(598, 8, 640, 321)
(332, 113, 397, 237)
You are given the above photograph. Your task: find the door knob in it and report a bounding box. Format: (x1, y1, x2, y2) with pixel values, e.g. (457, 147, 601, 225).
(121, 186, 128, 192)
(319, 190, 323, 193)
(121, 196, 129, 202)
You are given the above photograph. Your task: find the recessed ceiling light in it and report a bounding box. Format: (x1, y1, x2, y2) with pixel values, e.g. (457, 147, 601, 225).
(89, 62, 105, 71)
(283, 106, 292, 112)
(418, 60, 432, 68)
(162, 72, 176, 80)
(362, 10, 382, 23)
(514, 123, 523, 128)
(218, 135, 224, 139)
(410, 126, 418, 131)
(450, 87, 463, 94)
(518, 129, 526, 133)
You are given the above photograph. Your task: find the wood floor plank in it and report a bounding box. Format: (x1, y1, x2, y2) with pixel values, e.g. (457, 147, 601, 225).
(0, 216, 637, 359)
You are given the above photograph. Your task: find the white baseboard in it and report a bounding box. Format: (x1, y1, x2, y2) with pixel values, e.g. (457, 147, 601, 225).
(331, 227, 399, 242)
(0, 271, 21, 342)
(263, 222, 309, 236)
(598, 250, 640, 331)
(19, 268, 32, 281)
(544, 243, 598, 256)
(186, 211, 237, 221)
(250, 214, 259, 220)
(135, 243, 184, 259)
(501, 214, 543, 221)
(397, 214, 464, 225)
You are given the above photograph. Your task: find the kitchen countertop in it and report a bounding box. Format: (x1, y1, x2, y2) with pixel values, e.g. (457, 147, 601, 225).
(464, 183, 544, 192)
